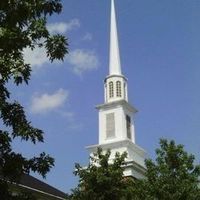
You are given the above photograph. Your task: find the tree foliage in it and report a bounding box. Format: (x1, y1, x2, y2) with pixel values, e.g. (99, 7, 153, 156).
(134, 139, 200, 200)
(70, 140, 200, 200)
(70, 148, 134, 200)
(0, 0, 68, 199)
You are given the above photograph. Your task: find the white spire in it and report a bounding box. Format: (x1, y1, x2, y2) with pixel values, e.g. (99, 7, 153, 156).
(109, 0, 122, 75)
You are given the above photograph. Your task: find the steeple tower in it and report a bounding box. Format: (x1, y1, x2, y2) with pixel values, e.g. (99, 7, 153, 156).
(87, 0, 146, 179)
(102, 0, 134, 144)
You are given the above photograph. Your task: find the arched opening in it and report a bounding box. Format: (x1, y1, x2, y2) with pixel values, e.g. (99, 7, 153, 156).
(109, 81, 114, 98)
(116, 81, 122, 97)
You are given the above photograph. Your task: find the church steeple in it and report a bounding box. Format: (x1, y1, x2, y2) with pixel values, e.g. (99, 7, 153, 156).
(86, 0, 146, 180)
(104, 0, 128, 103)
(109, 0, 122, 75)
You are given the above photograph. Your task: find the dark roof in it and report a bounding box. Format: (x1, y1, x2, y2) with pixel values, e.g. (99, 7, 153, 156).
(18, 174, 67, 199)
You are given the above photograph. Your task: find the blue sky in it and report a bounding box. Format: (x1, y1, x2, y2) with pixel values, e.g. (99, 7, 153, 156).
(8, 0, 200, 193)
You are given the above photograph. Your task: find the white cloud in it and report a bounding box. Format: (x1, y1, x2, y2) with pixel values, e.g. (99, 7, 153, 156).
(58, 110, 75, 120)
(82, 33, 93, 41)
(23, 19, 99, 76)
(24, 47, 99, 74)
(47, 19, 80, 34)
(24, 19, 81, 68)
(66, 49, 99, 75)
(56, 110, 83, 131)
(30, 89, 69, 114)
(23, 46, 49, 69)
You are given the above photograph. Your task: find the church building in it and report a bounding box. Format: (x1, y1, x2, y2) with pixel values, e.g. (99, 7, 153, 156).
(86, 0, 146, 179)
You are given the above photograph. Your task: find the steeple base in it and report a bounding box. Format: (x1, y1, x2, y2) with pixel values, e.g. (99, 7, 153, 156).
(86, 139, 146, 179)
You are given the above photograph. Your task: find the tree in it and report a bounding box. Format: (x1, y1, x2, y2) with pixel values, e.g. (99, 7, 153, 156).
(70, 140, 200, 200)
(134, 139, 200, 200)
(70, 148, 134, 200)
(0, 0, 68, 199)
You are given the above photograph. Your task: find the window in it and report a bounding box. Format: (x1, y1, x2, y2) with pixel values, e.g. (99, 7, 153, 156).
(126, 115, 131, 139)
(106, 113, 115, 138)
(116, 81, 122, 97)
(109, 81, 114, 98)
(124, 83, 126, 99)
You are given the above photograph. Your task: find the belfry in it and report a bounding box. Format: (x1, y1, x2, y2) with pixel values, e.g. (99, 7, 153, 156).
(87, 0, 146, 179)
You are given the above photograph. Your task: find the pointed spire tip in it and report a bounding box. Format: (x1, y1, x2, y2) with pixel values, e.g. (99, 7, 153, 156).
(109, 0, 122, 76)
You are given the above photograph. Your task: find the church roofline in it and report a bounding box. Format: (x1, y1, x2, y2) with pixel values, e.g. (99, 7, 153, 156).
(1, 174, 67, 200)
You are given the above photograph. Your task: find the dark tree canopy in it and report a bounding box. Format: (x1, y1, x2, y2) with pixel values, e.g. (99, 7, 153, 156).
(134, 139, 200, 200)
(70, 140, 200, 200)
(0, 0, 68, 199)
(70, 148, 134, 200)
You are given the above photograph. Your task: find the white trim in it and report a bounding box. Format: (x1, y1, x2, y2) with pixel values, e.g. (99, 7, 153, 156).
(16, 183, 66, 200)
(96, 100, 137, 113)
(86, 139, 146, 158)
